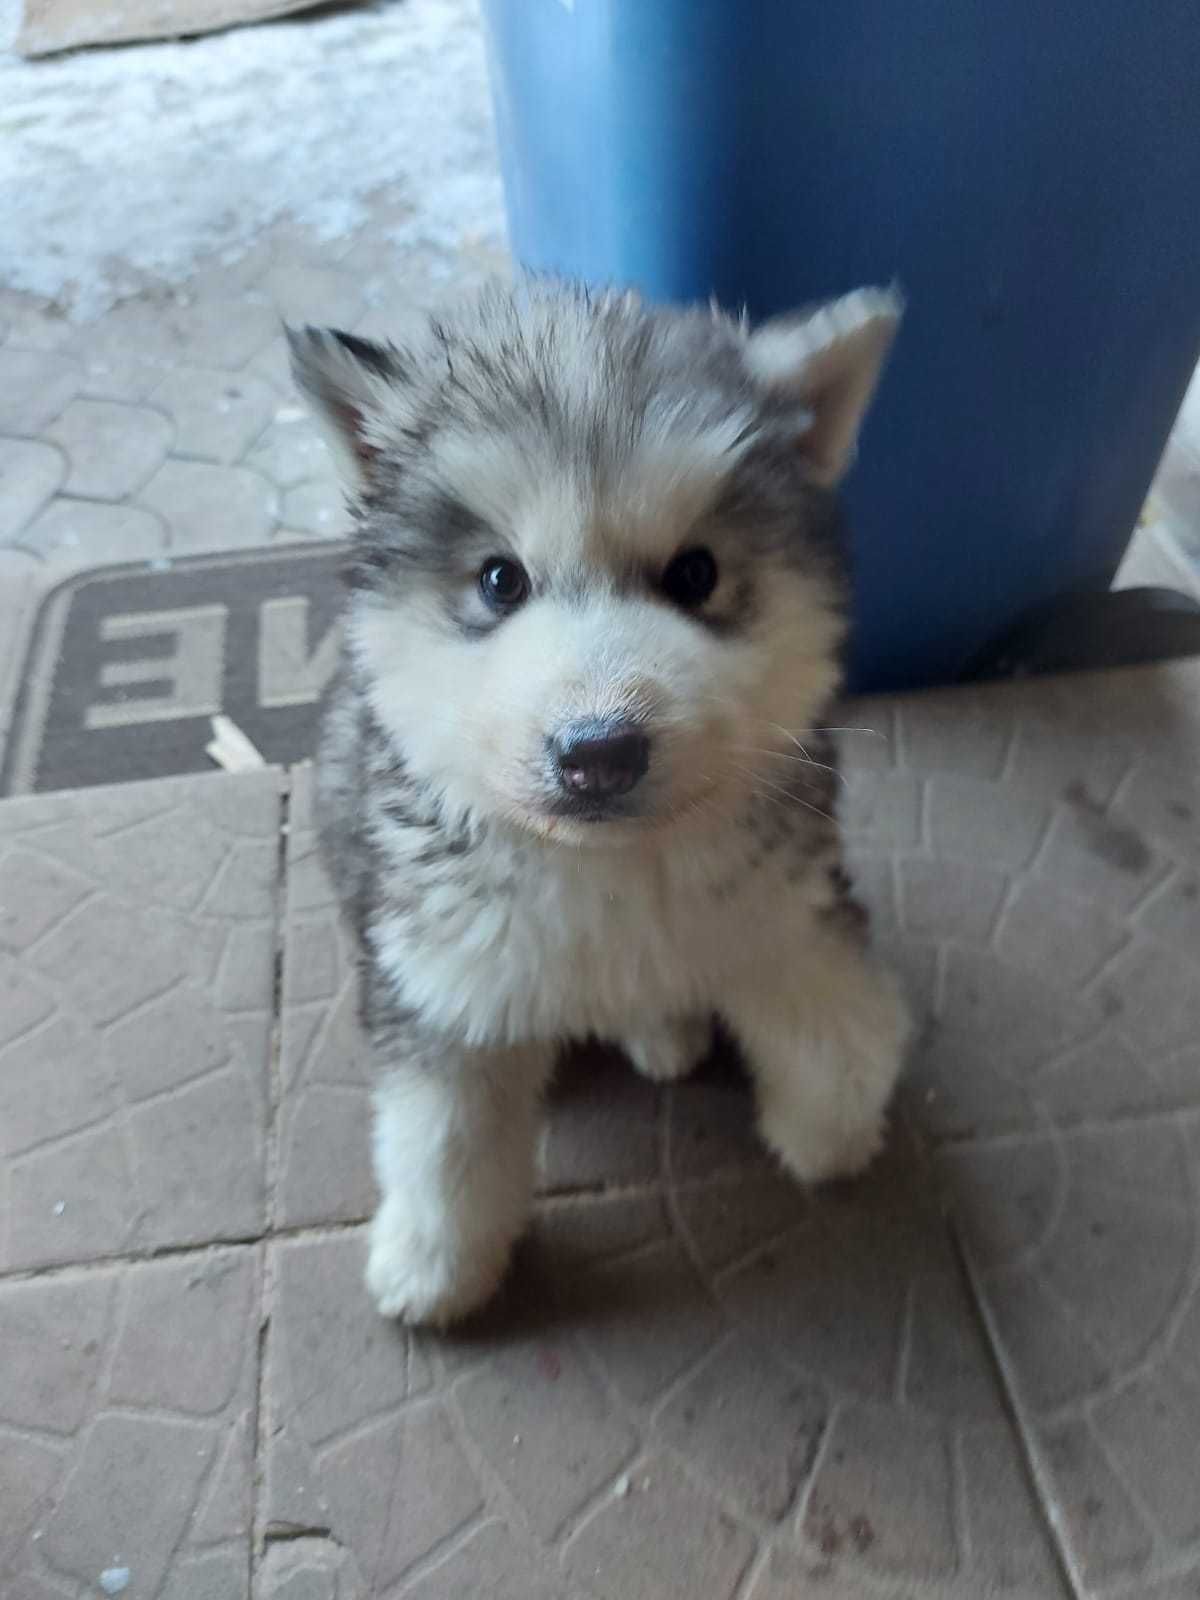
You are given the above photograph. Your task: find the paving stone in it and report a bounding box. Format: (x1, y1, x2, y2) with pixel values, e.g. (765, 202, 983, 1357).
(319, 1403, 484, 1593)
(265, 1232, 422, 1452)
(455, 1338, 637, 1538)
(896, 856, 1008, 945)
(0, 436, 65, 540)
(245, 332, 296, 393)
(1096, 938, 1200, 1058)
(563, 1453, 756, 1600)
(803, 1403, 957, 1581)
(833, 698, 897, 773)
(264, 1233, 479, 1591)
(530, 1190, 671, 1272)
(1037, 1420, 1154, 1590)
(671, 1170, 810, 1276)
(402, 1522, 568, 1600)
(246, 411, 333, 488)
(894, 684, 1013, 779)
(840, 769, 923, 848)
(948, 1111, 1200, 1589)
(0, 772, 279, 1268)
(152, 365, 277, 464)
(926, 772, 1051, 869)
(747, 1544, 920, 1599)
(1118, 759, 1200, 861)
(0, 288, 75, 351)
(1033, 787, 1169, 914)
(1, 1245, 259, 1597)
(138, 458, 278, 553)
(993, 876, 1129, 987)
(263, 264, 366, 328)
(0, 348, 80, 434)
(276, 767, 374, 1228)
(43, 398, 173, 500)
(166, 290, 281, 369)
(540, 1043, 663, 1192)
(1093, 1363, 1200, 1548)
(282, 477, 346, 538)
(17, 497, 167, 569)
(564, 1242, 727, 1408)
(656, 1336, 827, 1522)
(1135, 864, 1200, 947)
(663, 1056, 765, 1181)
(958, 1421, 1066, 1594)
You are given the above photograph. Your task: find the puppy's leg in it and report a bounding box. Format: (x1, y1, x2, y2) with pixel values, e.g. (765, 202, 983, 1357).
(724, 927, 910, 1185)
(366, 1035, 554, 1326)
(621, 1015, 713, 1083)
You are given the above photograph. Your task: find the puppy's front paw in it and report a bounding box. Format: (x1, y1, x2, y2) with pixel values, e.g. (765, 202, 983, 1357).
(365, 1200, 512, 1327)
(759, 1099, 886, 1186)
(622, 1015, 712, 1083)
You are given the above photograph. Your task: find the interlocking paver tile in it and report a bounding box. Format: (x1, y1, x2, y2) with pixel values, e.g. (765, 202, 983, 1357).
(564, 1453, 756, 1600)
(43, 398, 173, 500)
(889, 660, 1200, 1597)
(263, 264, 366, 329)
(244, 410, 332, 489)
(152, 365, 278, 464)
(0, 1245, 260, 1599)
(281, 477, 345, 539)
(138, 458, 279, 553)
(0, 771, 281, 1268)
(17, 497, 167, 569)
(0, 437, 65, 541)
(0, 349, 80, 435)
(0, 289, 75, 353)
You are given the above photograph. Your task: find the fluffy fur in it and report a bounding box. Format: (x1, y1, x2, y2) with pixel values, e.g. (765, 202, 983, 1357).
(290, 282, 910, 1325)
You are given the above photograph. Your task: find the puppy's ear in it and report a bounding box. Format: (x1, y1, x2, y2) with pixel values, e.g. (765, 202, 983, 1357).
(286, 326, 404, 487)
(745, 287, 902, 487)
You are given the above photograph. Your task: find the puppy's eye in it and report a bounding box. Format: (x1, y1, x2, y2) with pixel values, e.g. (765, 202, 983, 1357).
(479, 557, 530, 611)
(661, 547, 719, 608)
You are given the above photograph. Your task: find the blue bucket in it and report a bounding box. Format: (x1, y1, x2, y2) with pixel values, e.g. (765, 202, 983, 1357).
(480, 0, 1200, 690)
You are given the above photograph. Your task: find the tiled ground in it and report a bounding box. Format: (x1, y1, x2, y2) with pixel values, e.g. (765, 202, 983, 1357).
(0, 206, 511, 781)
(3, 661, 1199, 1599)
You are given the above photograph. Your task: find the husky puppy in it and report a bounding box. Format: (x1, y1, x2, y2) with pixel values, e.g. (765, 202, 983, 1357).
(289, 283, 910, 1326)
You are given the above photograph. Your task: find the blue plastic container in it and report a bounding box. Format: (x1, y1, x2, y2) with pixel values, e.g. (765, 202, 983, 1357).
(480, 0, 1200, 691)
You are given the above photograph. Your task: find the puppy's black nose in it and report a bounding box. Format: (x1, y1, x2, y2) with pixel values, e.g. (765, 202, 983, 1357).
(552, 720, 650, 799)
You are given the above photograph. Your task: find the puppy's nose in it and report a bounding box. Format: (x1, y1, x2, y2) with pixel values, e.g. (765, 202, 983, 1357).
(552, 720, 650, 798)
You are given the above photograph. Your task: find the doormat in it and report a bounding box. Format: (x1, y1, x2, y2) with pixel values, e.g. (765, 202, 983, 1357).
(1, 544, 343, 796)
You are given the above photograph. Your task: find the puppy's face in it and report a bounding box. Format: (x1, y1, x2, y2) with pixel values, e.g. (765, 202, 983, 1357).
(292, 286, 899, 841)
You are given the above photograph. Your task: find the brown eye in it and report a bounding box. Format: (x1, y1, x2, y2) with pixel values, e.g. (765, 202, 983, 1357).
(479, 557, 529, 612)
(661, 547, 719, 608)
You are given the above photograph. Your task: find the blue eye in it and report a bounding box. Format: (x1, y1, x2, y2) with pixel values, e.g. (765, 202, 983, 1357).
(479, 558, 530, 611)
(662, 547, 719, 607)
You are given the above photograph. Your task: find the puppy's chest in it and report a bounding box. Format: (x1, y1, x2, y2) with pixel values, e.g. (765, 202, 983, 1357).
(370, 828, 745, 1040)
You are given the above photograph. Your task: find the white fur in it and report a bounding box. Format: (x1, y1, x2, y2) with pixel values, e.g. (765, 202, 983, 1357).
(368, 1040, 555, 1325)
(365, 818, 910, 1322)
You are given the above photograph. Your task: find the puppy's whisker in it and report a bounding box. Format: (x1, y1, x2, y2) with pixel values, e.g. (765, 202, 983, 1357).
(730, 764, 837, 824)
(731, 745, 846, 785)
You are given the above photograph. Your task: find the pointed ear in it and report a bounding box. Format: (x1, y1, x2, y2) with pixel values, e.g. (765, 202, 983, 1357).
(745, 286, 903, 486)
(286, 325, 404, 487)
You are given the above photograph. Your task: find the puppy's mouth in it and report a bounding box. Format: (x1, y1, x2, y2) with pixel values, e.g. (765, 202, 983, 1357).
(543, 790, 645, 826)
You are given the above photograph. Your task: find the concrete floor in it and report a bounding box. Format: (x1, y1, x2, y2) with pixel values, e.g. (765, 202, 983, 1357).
(2, 3, 1200, 1597)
